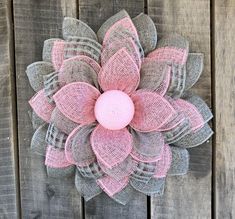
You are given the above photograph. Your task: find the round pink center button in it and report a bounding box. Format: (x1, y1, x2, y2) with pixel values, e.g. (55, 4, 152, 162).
(94, 90, 135, 130)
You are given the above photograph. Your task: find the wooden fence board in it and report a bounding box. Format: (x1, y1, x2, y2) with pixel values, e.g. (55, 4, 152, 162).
(78, 1, 148, 218)
(214, 1, 235, 218)
(0, 0, 18, 218)
(13, 1, 82, 218)
(148, 0, 212, 218)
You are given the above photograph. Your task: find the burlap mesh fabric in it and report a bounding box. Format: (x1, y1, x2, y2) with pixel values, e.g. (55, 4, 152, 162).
(27, 11, 213, 205)
(45, 123, 68, 149)
(26, 61, 54, 92)
(77, 162, 104, 179)
(31, 123, 48, 156)
(43, 71, 60, 103)
(131, 162, 156, 183)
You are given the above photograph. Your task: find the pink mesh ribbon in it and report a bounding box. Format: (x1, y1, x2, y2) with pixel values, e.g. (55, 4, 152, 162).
(45, 145, 72, 168)
(148, 47, 188, 65)
(52, 40, 65, 71)
(29, 89, 55, 123)
(174, 99, 204, 131)
(91, 125, 132, 169)
(97, 175, 129, 197)
(53, 82, 100, 124)
(154, 144, 172, 178)
(98, 48, 140, 94)
(130, 90, 176, 132)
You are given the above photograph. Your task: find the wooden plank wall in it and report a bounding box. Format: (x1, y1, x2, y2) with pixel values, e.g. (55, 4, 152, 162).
(0, 0, 235, 218)
(214, 0, 235, 218)
(0, 0, 19, 218)
(13, 1, 82, 218)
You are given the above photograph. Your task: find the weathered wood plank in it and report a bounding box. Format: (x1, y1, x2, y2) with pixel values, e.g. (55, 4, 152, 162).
(0, 0, 19, 218)
(78, 1, 148, 218)
(13, 1, 83, 218)
(148, 0, 212, 218)
(214, 1, 235, 218)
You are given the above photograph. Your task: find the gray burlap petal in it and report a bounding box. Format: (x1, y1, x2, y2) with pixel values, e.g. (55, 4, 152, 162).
(63, 39, 101, 63)
(26, 61, 54, 92)
(130, 177, 165, 196)
(168, 146, 189, 175)
(31, 110, 45, 130)
(59, 59, 99, 88)
(63, 17, 97, 41)
(50, 107, 78, 135)
(173, 123, 213, 148)
(72, 124, 96, 166)
(185, 53, 204, 90)
(98, 156, 137, 181)
(43, 38, 62, 62)
(138, 60, 169, 91)
(166, 64, 186, 98)
(183, 92, 213, 123)
(47, 165, 75, 178)
(111, 184, 135, 205)
(45, 123, 68, 149)
(75, 170, 102, 201)
(43, 72, 60, 103)
(77, 162, 104, 179)
(132, 13, 157, 54)
(130, 128, 164, 157)
(31, 123, 48, 156)
(104, 26, 144, 59)
(157, 33, 189, 51)
(131, 162, 156, 183)
(163, 118, 191, 144)
(97, 9, 129, 43)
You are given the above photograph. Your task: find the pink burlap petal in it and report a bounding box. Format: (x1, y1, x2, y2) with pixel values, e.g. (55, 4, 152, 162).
(91, 125, 132, 169)
(101, 37, 141, 68)
(158, 96, 187, 131)
(154, 144, 172, 178)
(130, 90, 176, 132)
(148, 47, 188, 65)
(99, 48, 140, 94)
(53, 82, 100, 124)
(97, 156, 138, 181)
(45, 145, 72, 168)
(29, 89, 55, 123)
(103, 17, 138, 46)
(174, 99, 204, 131)
(97, 175, 129, 197)
(51, 40, 65, 71)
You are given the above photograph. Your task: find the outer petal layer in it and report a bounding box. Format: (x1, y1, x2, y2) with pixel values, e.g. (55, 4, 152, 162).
(99, 48, 140, 94)
(97, 175, 129, 197)
(45, 145, 72, 168)
(130, 90, 176, 132)
(132, 13, 157, 54)
(53, 82, 100, 124)
(91, 125, 132, 168)
(29, 89, 55, 123)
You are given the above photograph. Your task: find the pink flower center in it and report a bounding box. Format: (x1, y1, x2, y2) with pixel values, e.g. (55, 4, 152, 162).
(94, 90, 135, 130)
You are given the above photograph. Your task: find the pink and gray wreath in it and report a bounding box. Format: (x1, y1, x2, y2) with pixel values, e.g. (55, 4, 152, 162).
(27, 10, 213, 205)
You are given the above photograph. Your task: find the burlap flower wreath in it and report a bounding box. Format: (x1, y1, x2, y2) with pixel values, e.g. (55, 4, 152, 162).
(27, 10, 213, 205)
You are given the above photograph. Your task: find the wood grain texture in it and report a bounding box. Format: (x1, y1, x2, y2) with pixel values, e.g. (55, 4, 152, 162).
(78, 1, 147, 218)
(148, 0, 212, 218)
(13, 1, 82, 218)
(0, 0, 18, 218)
(214, 1, 235, 218)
